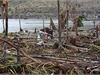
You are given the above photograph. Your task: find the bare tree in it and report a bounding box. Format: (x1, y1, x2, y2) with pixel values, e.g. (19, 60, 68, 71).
(18, 1, 23, 32)
(57, 0, 62, 47)
(66, 0, 69, 40)
(0, 0, 5, 33)
(2, 0, 8, 62)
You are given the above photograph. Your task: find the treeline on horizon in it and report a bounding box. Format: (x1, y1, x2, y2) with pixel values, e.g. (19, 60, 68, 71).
(1, 0, 100, 19)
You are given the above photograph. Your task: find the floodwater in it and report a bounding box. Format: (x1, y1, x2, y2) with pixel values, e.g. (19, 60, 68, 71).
(0, 19, 100, 33)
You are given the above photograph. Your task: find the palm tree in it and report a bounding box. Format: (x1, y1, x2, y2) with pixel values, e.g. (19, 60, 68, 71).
(50, 17, 57, 30)
(73, 15, 85, 36)
(71, 3, 85, 36)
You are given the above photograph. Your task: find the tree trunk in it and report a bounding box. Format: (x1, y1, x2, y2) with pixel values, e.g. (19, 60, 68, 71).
(96, 25, 99, 38)
(5, 0, 8, 36)
(2, 4, 5, 33)
(2, 0, 8, 62)
(42, 10, 44, 29)
(18, 3, 23, 32)
(66, 0, 69, 40)
(75, 18, 78, 36)
(57, 0, 62, 47)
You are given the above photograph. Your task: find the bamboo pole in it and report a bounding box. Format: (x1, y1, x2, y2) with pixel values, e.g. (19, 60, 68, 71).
(57, 0, 62, 47)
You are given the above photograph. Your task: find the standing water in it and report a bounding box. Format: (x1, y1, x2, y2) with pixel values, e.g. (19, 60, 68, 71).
(0, 19, 99, 33)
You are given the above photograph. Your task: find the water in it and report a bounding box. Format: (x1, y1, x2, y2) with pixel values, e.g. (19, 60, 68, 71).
(0, 19, 100, 33)
(0, 19, 57, 33)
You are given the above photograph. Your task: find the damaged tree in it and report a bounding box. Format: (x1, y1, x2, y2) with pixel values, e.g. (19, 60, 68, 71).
(2, 0, 8, 62)
(57, 0, 62, 48)
(0, 0, 5, 33)
(18, 1, 23, 32)
(73, 16, 84, 36)
(66, 0, 69, 40)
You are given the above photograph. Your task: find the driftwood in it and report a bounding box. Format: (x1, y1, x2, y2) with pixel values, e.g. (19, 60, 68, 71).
(33, 55, 81, 63)
(0, 35, 100, 74)
(0, 38, 59, 67)
(63, 44, 90, 51)
(93, 39, 100, 46)
(0, 38, 42, 63)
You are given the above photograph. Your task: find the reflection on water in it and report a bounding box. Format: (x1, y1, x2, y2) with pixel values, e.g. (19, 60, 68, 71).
(0, 19, 99, 33)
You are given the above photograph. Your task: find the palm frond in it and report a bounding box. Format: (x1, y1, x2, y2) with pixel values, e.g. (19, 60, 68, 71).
(50, 17, 57, 30)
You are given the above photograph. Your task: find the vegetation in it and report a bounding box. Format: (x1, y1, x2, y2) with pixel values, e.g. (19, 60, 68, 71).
(5, 0, 100, 19)
(73, 15, 85, 36)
